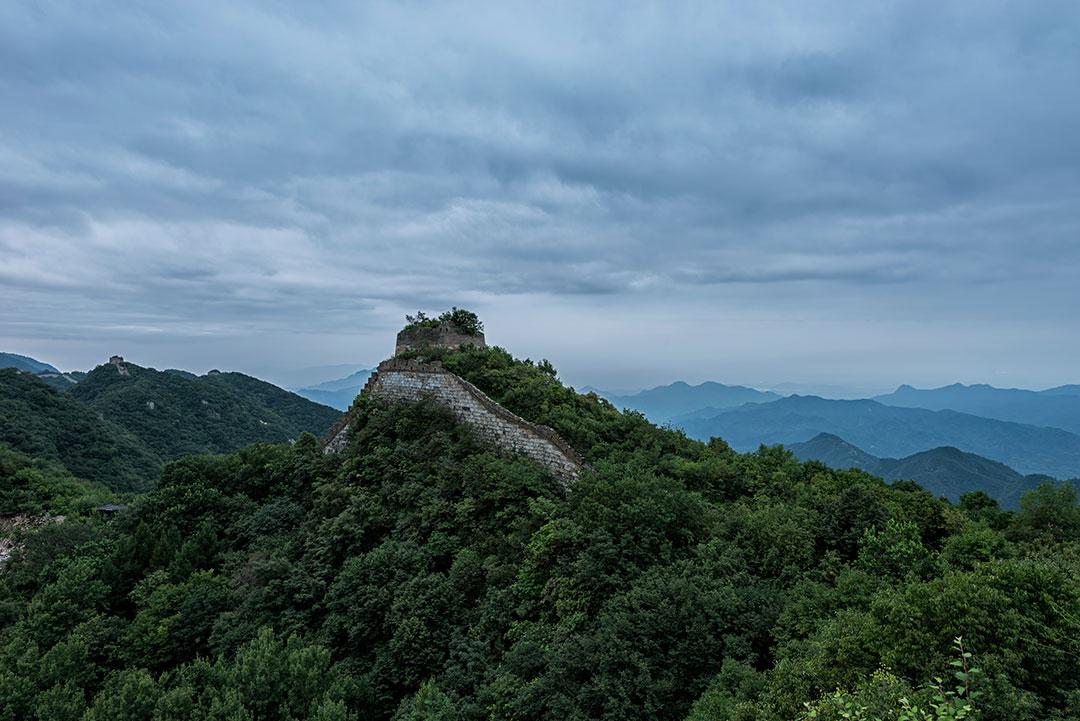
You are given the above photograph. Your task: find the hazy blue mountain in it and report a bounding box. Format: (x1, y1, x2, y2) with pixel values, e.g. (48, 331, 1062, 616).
(0, 352, 59, 374)
(254, 363, 374, 392)
(787, 432, 883, 471)
(597, 381, 780, 424)
(875, 382, 1080, 434)
(765, 381, 892, 399)
(1043, 385, 1080, 397)
(677, 395, 1080, 479)
(294, 368, 374, 411)
(302, 369, 375, 393)
(578, 384, 642, 397)
(788, 432, 1073, 508)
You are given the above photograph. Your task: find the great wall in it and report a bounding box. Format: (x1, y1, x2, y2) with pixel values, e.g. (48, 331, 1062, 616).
(322, 321, 584, 487)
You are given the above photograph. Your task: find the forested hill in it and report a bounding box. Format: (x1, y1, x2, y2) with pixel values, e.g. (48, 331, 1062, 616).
(0, 368, 161, 491)
(2, 344, 1078, 721)
(788, 432, 1072, 508)
(68, 362, 341, 459)
(0, 362, 341, 492)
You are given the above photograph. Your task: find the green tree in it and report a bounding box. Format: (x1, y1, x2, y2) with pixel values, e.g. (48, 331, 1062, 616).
(1013, 481, 1080, 542)
(84, 669, 161, 721)
(33, 681, 85, 721)
(858, 519, 932, 579)
(393, 681, 461, 721)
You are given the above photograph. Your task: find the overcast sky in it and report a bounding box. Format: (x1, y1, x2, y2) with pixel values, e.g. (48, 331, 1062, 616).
(2, 1, 1079, 392)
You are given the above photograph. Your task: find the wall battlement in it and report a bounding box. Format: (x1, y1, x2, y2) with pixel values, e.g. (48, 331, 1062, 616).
(322, 358, 583, 487)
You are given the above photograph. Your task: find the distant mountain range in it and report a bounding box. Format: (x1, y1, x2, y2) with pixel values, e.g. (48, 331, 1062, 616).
(875, 383, 1080, 434)
(7, 350, 1080, 499)
(594, 381, 779, 424)
(1043, 385, 1080, 397)
(294, 368, 374, 410)
(677, 395, 1080, 479)
(0, 352, 59, 374)
(764, 381, 892, 399)
(0, 357, 342, 491)
(787, 432, 1072, 508)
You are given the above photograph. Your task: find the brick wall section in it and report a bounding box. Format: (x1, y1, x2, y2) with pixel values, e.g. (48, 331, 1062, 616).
(322, 358, 584, 487)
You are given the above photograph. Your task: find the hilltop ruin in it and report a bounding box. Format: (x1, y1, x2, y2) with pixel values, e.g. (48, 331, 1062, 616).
(323, 313, 583, 487)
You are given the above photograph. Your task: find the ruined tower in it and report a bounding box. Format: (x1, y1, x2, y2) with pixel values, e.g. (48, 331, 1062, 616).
(394, 321, 486, 356)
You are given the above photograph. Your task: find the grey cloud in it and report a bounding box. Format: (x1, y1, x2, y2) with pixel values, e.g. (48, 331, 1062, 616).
(1, 1, 1079, 386)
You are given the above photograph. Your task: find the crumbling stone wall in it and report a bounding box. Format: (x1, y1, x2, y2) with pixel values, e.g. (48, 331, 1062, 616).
(394, 322, 486, 356)
(322, 358, 583, 487)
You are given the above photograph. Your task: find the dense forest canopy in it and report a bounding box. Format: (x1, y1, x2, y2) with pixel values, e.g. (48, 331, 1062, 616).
(0, 443, 115, 517)
(0, 369, 162, 492)
(1, 346, 1078, 721)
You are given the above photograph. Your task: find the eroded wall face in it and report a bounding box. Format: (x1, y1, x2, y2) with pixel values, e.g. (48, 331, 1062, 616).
(369, 367, 581, 486)
(324, 359, 582, 486)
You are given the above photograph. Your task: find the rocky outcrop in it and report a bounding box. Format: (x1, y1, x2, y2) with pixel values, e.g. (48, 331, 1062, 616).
(0, 514, 65, 567)
(322, 358, 584, 487)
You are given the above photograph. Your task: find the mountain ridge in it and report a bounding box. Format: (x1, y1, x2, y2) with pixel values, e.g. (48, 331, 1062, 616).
(677, 394, 1080, 478)
(596, 380, 780, 423)
(0, 352, 60, 375)
(69, 360, 342, 459)
(875, 382, 1080, 434)
(788, 432, 1070, 507)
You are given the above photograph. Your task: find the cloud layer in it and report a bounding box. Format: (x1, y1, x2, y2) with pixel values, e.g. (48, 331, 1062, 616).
(2, 1, 1079, 389)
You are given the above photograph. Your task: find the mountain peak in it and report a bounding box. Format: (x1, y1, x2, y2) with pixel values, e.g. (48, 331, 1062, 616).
(600, 380, 780, 424)
(807, 431, 850, 444)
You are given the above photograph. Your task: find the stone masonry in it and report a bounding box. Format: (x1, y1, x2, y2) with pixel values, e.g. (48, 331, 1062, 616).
(322, 358, 584, 488)
(394, 322, 486, 356)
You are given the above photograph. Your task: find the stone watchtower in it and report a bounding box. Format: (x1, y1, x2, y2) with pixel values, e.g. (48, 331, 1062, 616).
(395, 321, 486, 356)
(109, 355, 130, 376)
